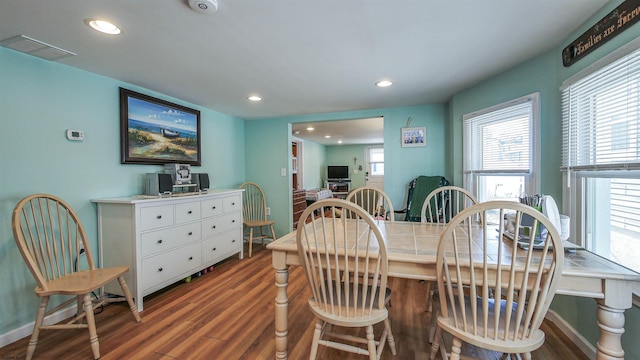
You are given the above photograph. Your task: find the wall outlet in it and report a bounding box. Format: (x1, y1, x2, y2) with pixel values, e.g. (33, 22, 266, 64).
(266, 207, 271, 216)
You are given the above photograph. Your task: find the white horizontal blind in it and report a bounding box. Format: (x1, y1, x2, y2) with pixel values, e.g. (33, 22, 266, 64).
(561, 47, 640, 171)
(464, 100, 532, 174)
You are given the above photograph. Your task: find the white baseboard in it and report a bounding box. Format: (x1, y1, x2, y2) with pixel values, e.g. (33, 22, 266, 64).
(546, 309, 596, 360)
(0, 307, 76, 348)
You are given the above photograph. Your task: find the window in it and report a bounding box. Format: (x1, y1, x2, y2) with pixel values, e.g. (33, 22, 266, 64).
(367, 146, 384, 176)
(463, 93, 539, 203)
(561, 38, 640, 276)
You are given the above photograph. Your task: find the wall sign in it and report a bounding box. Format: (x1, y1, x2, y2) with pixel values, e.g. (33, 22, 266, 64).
(562, 0, 640, 67)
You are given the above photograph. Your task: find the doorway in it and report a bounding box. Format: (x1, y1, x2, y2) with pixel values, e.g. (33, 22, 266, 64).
(365, 145, 384, 191)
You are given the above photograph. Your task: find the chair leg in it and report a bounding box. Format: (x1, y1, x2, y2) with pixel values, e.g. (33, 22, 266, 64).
(118, 276, 141, 322)
(309, 319, 322, 360)
(82, 293, 100, 360)
(270, 224, 277, 243)
(366, 325, 376, 360)
(429, 325, 441, 360)
(26, 297, 49, 360)
(450, 337, 462, 360)
(425, 281, 434, 313)
(249, 227, 254, 258)
(384, 317, 397, 355)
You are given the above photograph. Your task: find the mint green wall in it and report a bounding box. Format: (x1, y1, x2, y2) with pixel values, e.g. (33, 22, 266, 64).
(299, 139, 326, 189)
(0, 47, 245, 336)
(245, 104, 447, 235)
(326, 144, 371, 189)
(447, 1, 640, 357)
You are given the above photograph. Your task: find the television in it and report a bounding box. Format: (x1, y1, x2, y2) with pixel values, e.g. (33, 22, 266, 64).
(327, 165, 349, 180)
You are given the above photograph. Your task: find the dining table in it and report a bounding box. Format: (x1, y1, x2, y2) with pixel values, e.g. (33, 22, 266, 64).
(267, 219, 640, 360)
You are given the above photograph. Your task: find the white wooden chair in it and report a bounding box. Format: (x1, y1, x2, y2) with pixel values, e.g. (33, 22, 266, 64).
(346, 186, 395, 222)
(430, 201, 564, 360)
(239, 182, 277, 257)
(422, 186, 479, 334)
(12, 194, 141, 360)
(421, 185, 478, 224)
(297, 198, 397, 359)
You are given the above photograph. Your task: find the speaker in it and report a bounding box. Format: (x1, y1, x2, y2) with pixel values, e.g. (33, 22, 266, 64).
(192, 173, 210, 191)
(145, 173, 174, 196)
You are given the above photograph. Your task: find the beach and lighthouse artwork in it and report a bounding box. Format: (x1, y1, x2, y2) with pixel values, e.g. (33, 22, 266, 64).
(120, 88, 201, 165)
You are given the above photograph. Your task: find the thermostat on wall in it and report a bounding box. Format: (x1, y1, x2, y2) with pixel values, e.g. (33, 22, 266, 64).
(66, 129, 84, 141)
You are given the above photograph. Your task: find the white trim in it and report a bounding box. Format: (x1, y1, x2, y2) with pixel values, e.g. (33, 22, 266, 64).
(0, 306, 76, 347)
(545, 309, 596, 359)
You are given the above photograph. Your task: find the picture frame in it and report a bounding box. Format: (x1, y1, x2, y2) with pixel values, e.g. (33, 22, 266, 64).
(401, 126, 426, 147)
(120, 88, 201, 165)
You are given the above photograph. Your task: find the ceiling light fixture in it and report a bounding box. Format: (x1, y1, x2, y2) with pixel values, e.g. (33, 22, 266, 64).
(325, 135, 331, 138)
(85, 19, 121, 35)
(247, 95, 262, 101)
(306, 127, 315, 131)
(376, 80, 393, 87)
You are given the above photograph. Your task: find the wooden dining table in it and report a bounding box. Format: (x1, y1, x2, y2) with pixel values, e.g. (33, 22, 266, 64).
(267, 220, 640, 360)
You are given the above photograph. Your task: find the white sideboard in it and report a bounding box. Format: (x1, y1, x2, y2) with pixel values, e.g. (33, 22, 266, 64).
(92, 189, 243, 311)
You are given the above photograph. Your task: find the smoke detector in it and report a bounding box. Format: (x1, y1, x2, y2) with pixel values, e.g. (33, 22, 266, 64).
(188, 0, 218, 15)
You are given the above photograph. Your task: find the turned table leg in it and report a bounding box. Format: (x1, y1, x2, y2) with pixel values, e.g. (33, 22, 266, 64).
(596, 301, 625, 359)
(275, 267, 290, 360)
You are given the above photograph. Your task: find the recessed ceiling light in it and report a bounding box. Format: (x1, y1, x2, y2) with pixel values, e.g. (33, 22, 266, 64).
(338, 140, 343, 144)
(85, 19, 121, 35)
(306, 127, 314, 131)
(247, 95, 262, 101)
(376, 80, 393, 87)
(325, 135, 331, 138)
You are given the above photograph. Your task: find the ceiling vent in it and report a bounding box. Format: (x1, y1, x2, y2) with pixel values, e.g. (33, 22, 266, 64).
(0, 35, 75, 61)
(188, 0, 218, 15)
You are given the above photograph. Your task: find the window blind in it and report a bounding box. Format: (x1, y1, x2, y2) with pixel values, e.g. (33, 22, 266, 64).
(561, 46, 640, 171)
(464, 100, 532, 174)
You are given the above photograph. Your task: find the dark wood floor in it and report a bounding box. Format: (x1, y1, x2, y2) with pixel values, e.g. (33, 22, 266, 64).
(0, 243, 590, 360)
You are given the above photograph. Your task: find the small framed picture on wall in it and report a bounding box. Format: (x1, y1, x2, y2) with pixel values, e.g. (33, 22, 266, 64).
(401, 127, 426, 147)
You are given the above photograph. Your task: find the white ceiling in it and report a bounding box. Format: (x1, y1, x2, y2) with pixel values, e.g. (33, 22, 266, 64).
(1, 0, 608, 144)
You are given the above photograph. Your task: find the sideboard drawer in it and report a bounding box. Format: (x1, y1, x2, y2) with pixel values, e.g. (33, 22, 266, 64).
(223, 195, 241, 213)
(140, 223, 201, 257)
(175, 202, 202, 224)
(140, 205, 174, 231)
(202, 198, 223, 218)
(202, 230, 241, 264)
(141, 242, 201, 290)
(202, 212, 242, 237)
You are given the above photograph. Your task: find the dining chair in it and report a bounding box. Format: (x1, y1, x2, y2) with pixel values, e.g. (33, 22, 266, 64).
(422, 186, 479, 322)
(346, 186, 395, 222)
(296, 198, 397, 359)
(429, 201, 564, 360)
(421, 185, 478, 224)
(239, 181, 277, 257)
(12, 193, 141, 360)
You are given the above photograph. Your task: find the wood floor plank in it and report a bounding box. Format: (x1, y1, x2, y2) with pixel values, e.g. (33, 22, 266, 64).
(0, 243, 590, 360)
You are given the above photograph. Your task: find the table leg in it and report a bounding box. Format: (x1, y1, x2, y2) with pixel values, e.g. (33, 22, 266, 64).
(275, 267, 290, 360)
(596, 301, 625, 359)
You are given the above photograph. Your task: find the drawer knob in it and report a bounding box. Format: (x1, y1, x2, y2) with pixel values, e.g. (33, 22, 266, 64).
(189, 256, 193, 260)
(158, 267, 163, 272)
(232, 202, 235, 206)
(232, 219, 235, 223)
(212, 206, 216, 209)
(213, 247, 217, 251)
(232, 239, 236, 243)
(157, 239, 163, 244)
(188, 232, 193, 236)
(212, 225, 216, 229)
(188, 210, 193, 214)
(157, 215, 162, 219)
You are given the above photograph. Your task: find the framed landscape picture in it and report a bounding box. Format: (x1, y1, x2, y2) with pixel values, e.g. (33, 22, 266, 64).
(120, 88, 201, 165)
(401, 126, 426, 147)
